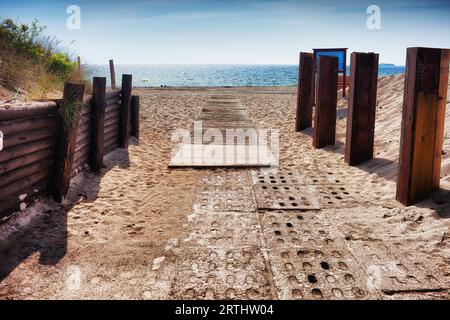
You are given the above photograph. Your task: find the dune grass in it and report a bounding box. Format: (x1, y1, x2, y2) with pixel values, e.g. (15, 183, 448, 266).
(0, 18, 89, 100)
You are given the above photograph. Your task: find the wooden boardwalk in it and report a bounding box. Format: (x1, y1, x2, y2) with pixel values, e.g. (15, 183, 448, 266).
(170, 94, 277, 167)
(194, 95, 254, 137)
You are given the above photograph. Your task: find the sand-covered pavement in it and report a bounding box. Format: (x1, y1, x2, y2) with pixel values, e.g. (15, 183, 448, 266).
(1, 77, 450, 299)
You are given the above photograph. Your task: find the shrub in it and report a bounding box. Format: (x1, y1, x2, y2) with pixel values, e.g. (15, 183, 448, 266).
(0, 18, 84, 99)
(47, 53, 76, 80)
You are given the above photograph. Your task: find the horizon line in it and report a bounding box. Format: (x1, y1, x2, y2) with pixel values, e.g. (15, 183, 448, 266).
(82, 63, 404, 66)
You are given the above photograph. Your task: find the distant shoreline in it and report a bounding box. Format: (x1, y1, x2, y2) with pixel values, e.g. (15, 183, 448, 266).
(131, 74, 403, 89)
(84, 65, 405, 88)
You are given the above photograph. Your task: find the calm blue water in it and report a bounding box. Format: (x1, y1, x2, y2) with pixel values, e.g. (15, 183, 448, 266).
(84, 64, 405, 87)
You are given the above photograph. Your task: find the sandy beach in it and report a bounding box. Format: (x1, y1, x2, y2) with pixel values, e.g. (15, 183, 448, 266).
(1, 74, 450, 300)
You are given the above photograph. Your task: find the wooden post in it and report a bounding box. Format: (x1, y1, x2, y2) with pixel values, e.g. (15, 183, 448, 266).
(396, 47, 450, 206)
(342, 51, 347, 98)
(90, 77, 106, 171)
(345, 52, 379, 166)
(77, 56, 81, 78)
(109, 59, 116, 90)
(313, 56, 338, 148)
(52, 83, 85, 202)
(131, 95, 140, 139)
(295, 52, 315, 131)
(119, 74, 132, 148)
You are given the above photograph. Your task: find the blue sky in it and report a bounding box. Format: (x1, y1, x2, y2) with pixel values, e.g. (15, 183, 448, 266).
(1, 0, 449, 65)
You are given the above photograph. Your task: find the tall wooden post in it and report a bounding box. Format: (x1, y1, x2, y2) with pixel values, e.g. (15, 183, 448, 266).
(345, 52, 379, 166)
(77, 56, 81, 78)
(313, 56, 338, 148)
(342, 51, 347, 98)
(296, 52, 315, 131)
(52, 83, 85, 202)
(109, 59, 116, 90)
(119, 74, 132, 148)
(396, 47, 450, 206)
(131, 95, 140, 139)
(90, 77, 106, 171)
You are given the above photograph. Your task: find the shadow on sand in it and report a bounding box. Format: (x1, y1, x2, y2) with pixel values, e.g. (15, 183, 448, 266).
(0, 147, 131, 282)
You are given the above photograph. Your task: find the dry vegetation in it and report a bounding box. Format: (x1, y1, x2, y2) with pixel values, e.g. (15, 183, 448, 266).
(0, 18, 88, 102)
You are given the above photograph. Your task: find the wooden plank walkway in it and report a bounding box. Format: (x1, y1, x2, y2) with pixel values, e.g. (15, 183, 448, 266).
(169, 94, 277, 167)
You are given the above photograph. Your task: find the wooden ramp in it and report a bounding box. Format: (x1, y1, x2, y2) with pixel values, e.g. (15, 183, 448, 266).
(169, 94, 277, 167)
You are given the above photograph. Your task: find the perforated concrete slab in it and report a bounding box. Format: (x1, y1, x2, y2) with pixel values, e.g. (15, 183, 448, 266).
(347, 240, 449, 293)
(251, 170, 346, 186)
(169, 247, 276, 299)
(316, 185, 363, 208)
(304, 172, 347, 185)
(259, 210, 342, 248)
(251, 171, 306, 185)
(193, 172, 257, 212)
(185, 211, 263, 246)
(267, 246, 374, 300)
(197, 171, 250, 186)
(252, 170, 368, 210)
(253, 184, 321, 210)
(258, 209, 374, 299)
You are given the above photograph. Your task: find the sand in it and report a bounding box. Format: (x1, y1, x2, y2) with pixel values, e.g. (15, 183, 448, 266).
(0, 76, 450, 299)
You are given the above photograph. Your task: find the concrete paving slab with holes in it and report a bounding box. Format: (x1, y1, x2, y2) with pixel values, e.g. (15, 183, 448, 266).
(251, 170, 345, 185)
(193, 172, 256, 212)
(168, 247, 276, 299)
(251, 170, 370, 209)
(259, 210, 343, 248)
(251, 171, 320, 210)
(347, 240, 449, 294)
(253, 184, 321, 210)
(266, 245, 376, 299)
(184, 211, 263, 247)
(316, 185, 366, 209)
(257, 209, 376, 299)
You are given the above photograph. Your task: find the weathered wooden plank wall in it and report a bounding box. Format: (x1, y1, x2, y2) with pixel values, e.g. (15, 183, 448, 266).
(104, 89, 121, 155)
(0, 76, 138, 221)
(71, 96, 92, 178)
(0, 102, 58, 220)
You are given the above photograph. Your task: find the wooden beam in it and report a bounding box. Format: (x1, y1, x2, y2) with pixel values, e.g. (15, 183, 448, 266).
(342, 49, 347, 98)
(345, 52, 379, 166)
(77, 56, 81, 77)
(0, 147, 54, 175)
(119, 74, 132, 148)
(396, 47, 450, 206)
(0, 180, 49, 219)
(109, 59, 116, 90)
(131, 95, 140, 139)
(295, 52, 315, 131)
(0, 116, 57, 136)
(51, 83, 85, 202)
(0, 102, 57, 121)
(90, 77, 106, 172)
(313, 55, 338, 148)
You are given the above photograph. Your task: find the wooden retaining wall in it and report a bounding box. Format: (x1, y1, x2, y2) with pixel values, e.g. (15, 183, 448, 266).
(104, 90, 121, 155)
(0, 76, 138, 221)
(70, 90, 122, 178)
(0, 102, 58, 218)
(71, 96, 93, 178)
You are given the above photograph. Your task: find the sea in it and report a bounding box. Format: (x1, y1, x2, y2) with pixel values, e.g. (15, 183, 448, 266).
(84, 64, 405, 88)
